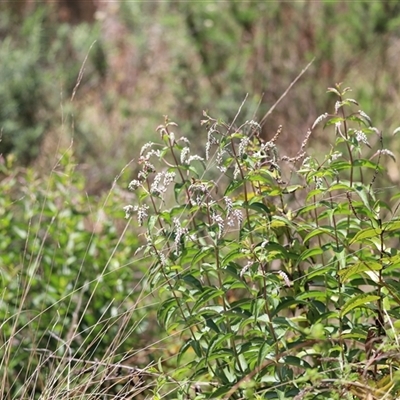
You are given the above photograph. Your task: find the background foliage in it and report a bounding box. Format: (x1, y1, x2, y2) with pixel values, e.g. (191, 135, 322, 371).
(1, 1, 400, 188)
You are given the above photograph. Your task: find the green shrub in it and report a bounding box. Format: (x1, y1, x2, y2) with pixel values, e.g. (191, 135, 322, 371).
(0, 151, 156, 399)
(2, 82, 400, 399)
(124, 84, 400, 399)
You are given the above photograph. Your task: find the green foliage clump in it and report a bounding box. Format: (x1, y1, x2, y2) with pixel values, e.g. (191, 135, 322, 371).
(125, 85, 400, 399)
(0, 6, 105, 164)
(0, 151, 156, 399)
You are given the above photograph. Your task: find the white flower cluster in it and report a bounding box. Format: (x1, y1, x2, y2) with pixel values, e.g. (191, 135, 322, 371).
(205, 126, 219, 161)
(180, 147, 204, 165)
(173, 218, 188, 254)
(238, 136, 250, 157)
(224, 196, 243, 228)
(123, 204, 149, 226)
(329, 151, 342, 162)
(216, 149, 227, 173)
(240, 261, 253, 278)
(128, 179, 141, 191)
(150, 171, 176, 197)
(311, 113, 328, 130)
(211, 212, 225, 239)
(355, 130, 370, 147)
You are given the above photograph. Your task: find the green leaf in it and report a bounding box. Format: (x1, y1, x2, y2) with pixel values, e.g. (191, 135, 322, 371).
(354, 184, 373, 212)
(383, 219, 400, 233)
(329, 160, 352, 171)
(340, 294, 380, 317)
(305, 266, 332, 280)
(338, 261, 382, 281)
(247, 201, 271, 216)
(211, 385, 233, 398)
(353, 159, 382, 170)
(257, 341, 273, 367)
(300, 248, 323, 261)
(182, 274, 204, 291)
(328, 183, 351, 192)
(192, 287, 225, 313)
(203, 312, 220, 333)
(221, 247, 247, 266)
(306, 189, 325, 202)
(191, 247, 213, 266)
(158, 298, 178, 330)
(174, 181, 186, 203)
(304, 226, 336, 243)
(247, 171, 275, 185)
(284, 355, 312, 369)
(224, 179, 244, 196)
(350, 227, 382, 244)
(282, 185, 303, 194)
(325, 117, 344, 127)
(297, 291, 327, 301)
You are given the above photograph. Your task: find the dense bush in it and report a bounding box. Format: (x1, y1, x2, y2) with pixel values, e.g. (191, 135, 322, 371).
(0, 151, 160, 399)
(123, 84, 400, 399)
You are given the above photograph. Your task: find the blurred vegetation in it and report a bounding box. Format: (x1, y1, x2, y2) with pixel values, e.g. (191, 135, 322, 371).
(1, 1, 400, 190)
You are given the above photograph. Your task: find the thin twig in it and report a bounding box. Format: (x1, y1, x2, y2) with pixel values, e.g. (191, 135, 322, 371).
(70, 40, 97, 102)
(259, 58, 315, 127)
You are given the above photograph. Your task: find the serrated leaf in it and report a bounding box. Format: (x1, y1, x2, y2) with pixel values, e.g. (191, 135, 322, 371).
(340, 294, 380, 317)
